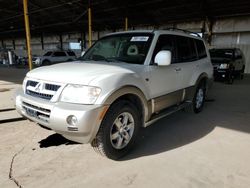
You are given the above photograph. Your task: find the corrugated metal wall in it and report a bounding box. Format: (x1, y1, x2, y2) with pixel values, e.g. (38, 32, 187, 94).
(1, 16, 250, 72)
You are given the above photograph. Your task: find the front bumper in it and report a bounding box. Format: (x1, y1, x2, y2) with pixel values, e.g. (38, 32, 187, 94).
(213, 69, 230, 79)
(15, 88, 108, 144)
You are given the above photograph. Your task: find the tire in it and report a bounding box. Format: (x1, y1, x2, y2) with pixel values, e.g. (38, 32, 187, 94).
(185, 81, 206, 113)
(91, 100, 141, 160)
(227, 71, 234, 84)
(42, 60, 50, 66)
(240, 66, 245, 80)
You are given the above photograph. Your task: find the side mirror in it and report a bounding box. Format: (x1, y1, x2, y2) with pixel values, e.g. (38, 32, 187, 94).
(154, 50, 171, 66)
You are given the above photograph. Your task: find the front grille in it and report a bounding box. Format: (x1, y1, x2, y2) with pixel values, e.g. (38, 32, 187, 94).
(45, 83, 60, 91)
(27, 80, 38, 87)
(25, 79, 61, 101)
(22, 101, 51, 123)
(26, 90, 53, 100)
(23, 101, 51, 113)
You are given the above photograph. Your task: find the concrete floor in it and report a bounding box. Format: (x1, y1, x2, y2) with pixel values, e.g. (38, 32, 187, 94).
(0, 67, 250, 188)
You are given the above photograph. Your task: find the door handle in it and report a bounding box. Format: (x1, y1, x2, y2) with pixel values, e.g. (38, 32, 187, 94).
(175, 68, 181, 72)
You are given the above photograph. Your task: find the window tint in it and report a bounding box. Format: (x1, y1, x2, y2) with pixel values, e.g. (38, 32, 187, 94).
(53, 52, 67, 57)
(67, 51, 76, 56)
(44, 51, 52, 56)
(176, 36, 197, 62)
(195, 39, 207, 59)
(152, 35, 177, 64)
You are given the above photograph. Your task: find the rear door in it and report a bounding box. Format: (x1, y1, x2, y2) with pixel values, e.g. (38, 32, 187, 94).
(51, 51, 68, 62)
(175, 36, 199, 89)
(148, 34, 183, 111)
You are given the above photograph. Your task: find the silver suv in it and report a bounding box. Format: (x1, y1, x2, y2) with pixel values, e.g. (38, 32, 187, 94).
(16, 30, 213, 159)
(36, 50, 76, 66)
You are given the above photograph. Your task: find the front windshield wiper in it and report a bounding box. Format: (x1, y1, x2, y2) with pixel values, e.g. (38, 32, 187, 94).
(81, 56, 125, 63)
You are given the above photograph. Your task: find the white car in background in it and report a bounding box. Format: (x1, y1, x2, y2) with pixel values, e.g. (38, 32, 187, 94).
(35, 50, 77, 66)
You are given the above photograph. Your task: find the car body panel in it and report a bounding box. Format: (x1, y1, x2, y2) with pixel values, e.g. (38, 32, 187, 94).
(15, 30, 213, 144)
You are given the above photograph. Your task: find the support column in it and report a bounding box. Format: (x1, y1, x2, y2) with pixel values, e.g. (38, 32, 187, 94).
(59, 34, 63, 50)
(205, 17, 214, 46)
(125, 17, 128, 31)
(23, 0, 32, 70)
(12, 40, 15, 50)
(88, 2, 92, 48)
(41, 33, 44, 50)
(83, 31, 86, 49)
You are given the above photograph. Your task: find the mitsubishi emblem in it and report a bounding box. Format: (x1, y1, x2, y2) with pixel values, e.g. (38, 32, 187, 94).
(34, 82, 43, 93)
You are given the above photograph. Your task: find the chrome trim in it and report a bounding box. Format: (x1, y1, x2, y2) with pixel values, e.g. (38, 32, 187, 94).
(25, 79, 65, 102)
(151, 99, 155, 114)
(181, 89, 186, 101)
(145, 102, 192, 127)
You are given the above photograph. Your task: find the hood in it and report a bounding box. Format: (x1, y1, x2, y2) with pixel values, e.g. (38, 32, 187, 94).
(211, 57, 231, 65)
(26, 61, 141, 85)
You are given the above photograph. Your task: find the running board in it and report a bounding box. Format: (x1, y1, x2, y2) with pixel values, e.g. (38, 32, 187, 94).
(145, 101, 192, 127)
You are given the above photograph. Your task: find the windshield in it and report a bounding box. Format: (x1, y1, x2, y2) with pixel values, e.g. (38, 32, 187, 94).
(80, 33, 153, 64)
(210, 49, 234, 59)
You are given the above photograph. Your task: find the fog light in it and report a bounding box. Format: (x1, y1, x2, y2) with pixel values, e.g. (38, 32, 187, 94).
(66, 115, 78, 126)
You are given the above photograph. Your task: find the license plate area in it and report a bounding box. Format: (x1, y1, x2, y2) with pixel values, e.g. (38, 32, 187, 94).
(23, 106, 50, 123)
(25, 107, 37, 117)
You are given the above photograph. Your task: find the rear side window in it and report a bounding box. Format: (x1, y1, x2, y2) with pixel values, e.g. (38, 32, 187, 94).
(53, 52, 67, 57)
(67, 51, 76, 56)
(152, 35, 178, 64)
(44, 51, 52, 56)
(176, 36, 197, 63)
(195, 40, 207, 59)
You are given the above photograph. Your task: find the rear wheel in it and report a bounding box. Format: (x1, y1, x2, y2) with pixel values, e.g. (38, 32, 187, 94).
(193, 82, 206, 113)
(91, 100, 140, 160)
(42, 60, 50, 66)
(185, 81, 206, 113)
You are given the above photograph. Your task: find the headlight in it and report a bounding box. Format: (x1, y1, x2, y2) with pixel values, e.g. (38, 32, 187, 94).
(22, 77, 28, 92)
(219, 63, 229, 69)
(35, 58, 41, 64)
(60, 84, 101, 104)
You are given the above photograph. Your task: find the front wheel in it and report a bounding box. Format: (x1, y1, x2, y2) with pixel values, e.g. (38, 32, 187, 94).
(91, 100, 140, 160)
(227, 71, 234, 84)
(193, 82, 206, 113)
(240, 66, 245, 80)
(42, 60, 51, 66)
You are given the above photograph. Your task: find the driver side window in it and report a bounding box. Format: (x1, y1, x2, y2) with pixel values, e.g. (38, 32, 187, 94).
(151, 35, 177, 64)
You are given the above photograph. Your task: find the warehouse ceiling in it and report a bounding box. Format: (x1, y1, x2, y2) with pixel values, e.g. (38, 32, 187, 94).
(1, 0, 250, 38)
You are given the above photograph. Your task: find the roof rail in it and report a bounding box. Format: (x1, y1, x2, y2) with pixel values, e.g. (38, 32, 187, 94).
(163, 27, 201, 38)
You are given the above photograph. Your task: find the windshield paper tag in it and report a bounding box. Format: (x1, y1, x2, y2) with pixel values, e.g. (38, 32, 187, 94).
(131, 36, 149, 42)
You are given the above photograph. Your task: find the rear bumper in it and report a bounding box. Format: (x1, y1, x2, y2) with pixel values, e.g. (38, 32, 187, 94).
(15, 88, 108, 143)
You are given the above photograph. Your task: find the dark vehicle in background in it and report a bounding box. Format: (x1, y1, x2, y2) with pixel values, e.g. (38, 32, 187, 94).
(209, 48, 245, 84)
(35, 50, 77, 66)
(0, 49, 18, 65)
(17, 56, 28, 66)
